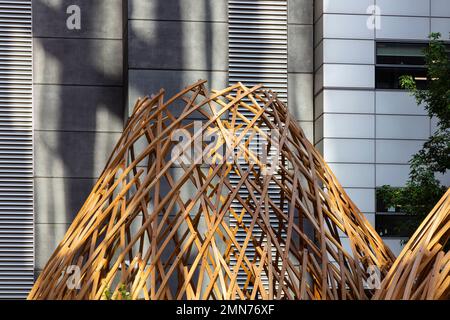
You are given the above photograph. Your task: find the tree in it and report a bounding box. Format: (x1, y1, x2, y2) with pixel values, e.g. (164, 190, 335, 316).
(377, 33, 449, 237)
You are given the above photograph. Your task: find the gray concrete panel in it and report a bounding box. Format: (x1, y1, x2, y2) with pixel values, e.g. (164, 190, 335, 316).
(128, 0, 227, 22)
(288, 25, 314, 73)
(33, 38, 123, 85)
(33, 0, 123, 39)
(129, 20, 228, 71)
(34, 85, 124, 132)
(288, 0, 314, 25)
(34, 131, 121, 178)
(34, 177, 96, 224)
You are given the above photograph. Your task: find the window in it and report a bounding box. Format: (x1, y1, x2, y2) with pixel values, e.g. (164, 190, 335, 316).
(376, 42, 450, 90)
(375, 189, 420, 238)
(375, 213, 420, 238)
(376, 42, 428, 89)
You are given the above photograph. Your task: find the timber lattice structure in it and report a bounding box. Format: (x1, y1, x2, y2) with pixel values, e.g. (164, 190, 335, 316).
(374, 188, 450, 300)
(29, 81, 406, 300)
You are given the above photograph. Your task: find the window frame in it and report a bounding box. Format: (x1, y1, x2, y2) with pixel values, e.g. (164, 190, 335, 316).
(375, 40, 450, 90)
(375, 41, 429, 90)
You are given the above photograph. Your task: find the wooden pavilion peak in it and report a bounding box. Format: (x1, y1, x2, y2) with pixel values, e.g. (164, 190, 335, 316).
(29, 81, 398, 300)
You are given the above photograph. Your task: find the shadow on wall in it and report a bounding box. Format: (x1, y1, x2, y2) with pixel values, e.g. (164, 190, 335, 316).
(127, 0, 219, 111)
(33, 0, 124, 270)
(34, 0, 221, 272)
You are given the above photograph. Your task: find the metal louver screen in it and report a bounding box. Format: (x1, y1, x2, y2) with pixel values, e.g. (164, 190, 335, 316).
(228, 0, 287, 290)
(0, 0, 33, 299)
(229, 0, 287, 102)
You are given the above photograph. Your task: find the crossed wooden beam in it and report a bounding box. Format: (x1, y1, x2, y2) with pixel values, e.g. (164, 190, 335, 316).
(28, 81, 448, 300)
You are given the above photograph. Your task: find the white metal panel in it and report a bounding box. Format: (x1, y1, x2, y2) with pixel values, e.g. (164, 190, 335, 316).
(0, 0, 33, 300)
(431, 0, 450, 18)
(376, 91, 427, 115)
(322, 39, 375, 65)
(321, 90, 375, 114)
(322, 0, 374, 15)
(328, 163, 375, 188)
(377, 0, 430, 17)
(376, 16, 430, 40)
(431, 18, 450, 37)
(375, 115, 430, 139)
(323, 14, 374, 40)
(323, 64, 375, 89)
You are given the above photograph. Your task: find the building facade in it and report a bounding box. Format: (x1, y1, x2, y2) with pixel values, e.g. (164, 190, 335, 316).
(0, 0, 447, 298)
(314, 0, 450, 255)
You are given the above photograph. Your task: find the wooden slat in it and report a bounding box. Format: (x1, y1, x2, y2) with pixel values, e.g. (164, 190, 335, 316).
(28, 81, 396, 300)
(374, 188, 450, 300)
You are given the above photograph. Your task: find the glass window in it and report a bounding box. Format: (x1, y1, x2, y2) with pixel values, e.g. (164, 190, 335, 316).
(376, 67, 427, 89)
(376, 42, 426, 65)
(375, 188, 420, 238)
(376, 42, 428, 89)
(375, 213, 420, 238)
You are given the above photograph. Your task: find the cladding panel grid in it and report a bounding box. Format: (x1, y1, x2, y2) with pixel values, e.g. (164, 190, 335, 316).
(228, 0, 288, 292)
(0, 0, 33, 300)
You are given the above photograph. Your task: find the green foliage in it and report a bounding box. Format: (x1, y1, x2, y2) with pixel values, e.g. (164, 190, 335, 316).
(117, 284, 131, 300)
(377, 175, 446, 218)
(379, 33, 449, 238)
(102, 283, 131, 300)
(103, 286, 112, 300)
(400, 33, 450, 130)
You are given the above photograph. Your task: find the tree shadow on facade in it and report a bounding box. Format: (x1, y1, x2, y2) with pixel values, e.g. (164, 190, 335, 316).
(33, 0, 124, 274)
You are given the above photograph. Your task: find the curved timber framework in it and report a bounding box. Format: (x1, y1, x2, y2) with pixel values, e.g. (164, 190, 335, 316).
(29, 81, 395, 300)
(374, 188, 450, 300)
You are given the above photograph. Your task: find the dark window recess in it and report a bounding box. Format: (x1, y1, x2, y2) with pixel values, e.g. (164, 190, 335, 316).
(375, 213, 420, 238)
(376, 42, 428, 89)
(376, 67, 428, 90)
(375, 188, 420, 238)
(376, 42, 450, 90)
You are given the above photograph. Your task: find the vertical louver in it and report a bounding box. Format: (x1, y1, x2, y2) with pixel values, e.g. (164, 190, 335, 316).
(228, 0, 287, 291)
(229, 0, 287, 101)
(0, 0, 33, 299)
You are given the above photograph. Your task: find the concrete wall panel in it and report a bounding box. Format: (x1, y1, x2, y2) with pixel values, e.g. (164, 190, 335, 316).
(35, 131, 121, 178)
(288, 73, 314, 121)
(288, 25, 314, 73)
(33, 0, 123, 39)
(33, 38, 123, 85)
(128, 69, 227, 115)
(129, 20, 228, 71)
(128, 0, 227, 22)
(289, 0, 314, 24)
(34, 178, 96, 224)
(34, 85, 124, 132)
